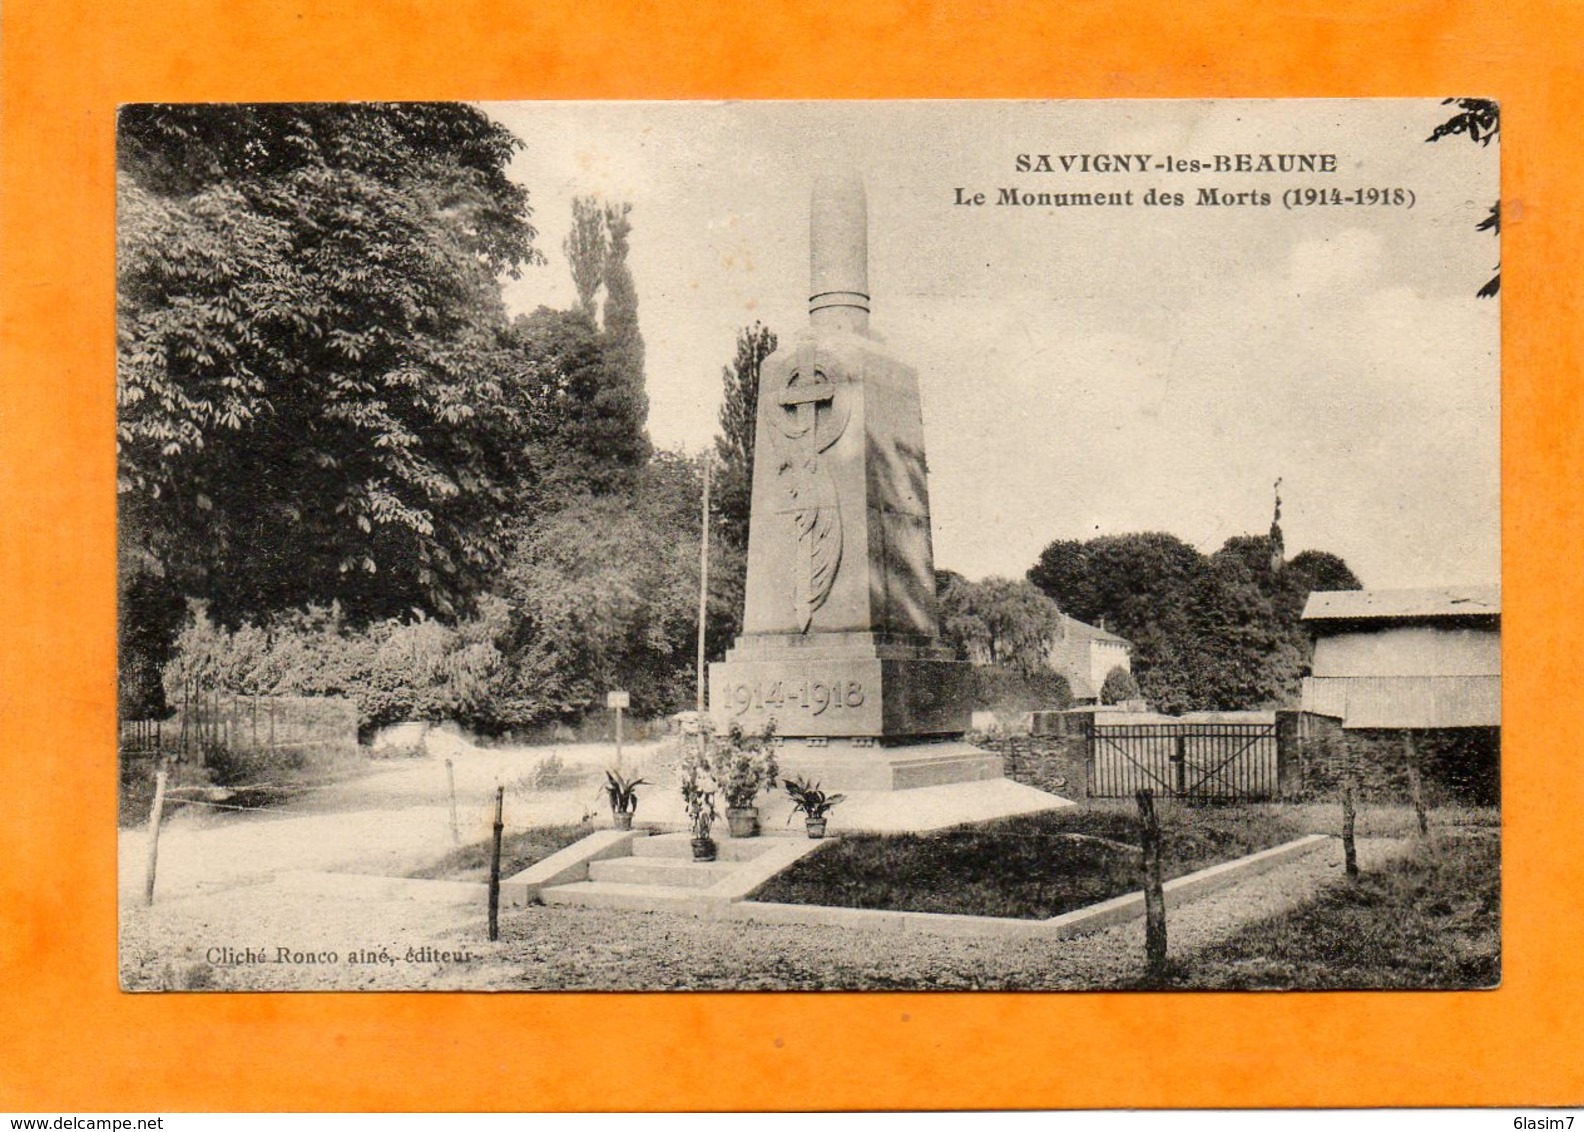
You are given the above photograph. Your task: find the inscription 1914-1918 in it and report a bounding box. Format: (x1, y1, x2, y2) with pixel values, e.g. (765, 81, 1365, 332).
(726, 678, 866, 718)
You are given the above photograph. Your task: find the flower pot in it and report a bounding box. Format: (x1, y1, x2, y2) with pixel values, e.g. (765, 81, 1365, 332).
(612, 810, 634, 831)
(726, 806, 760, 838)
(691, 836, 717, 861)
(805, 817, 828, 839)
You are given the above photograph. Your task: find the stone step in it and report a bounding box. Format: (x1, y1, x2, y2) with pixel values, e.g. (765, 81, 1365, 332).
(539, 880, 711, 911)
(587, 856, 739, 889)
(630, 833, 786, 862)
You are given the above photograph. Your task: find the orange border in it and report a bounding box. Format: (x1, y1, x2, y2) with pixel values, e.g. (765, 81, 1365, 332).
(2, 0, 1579, 1112)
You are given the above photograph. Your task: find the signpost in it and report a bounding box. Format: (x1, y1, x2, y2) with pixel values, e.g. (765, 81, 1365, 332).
(607, 690, 630, 770)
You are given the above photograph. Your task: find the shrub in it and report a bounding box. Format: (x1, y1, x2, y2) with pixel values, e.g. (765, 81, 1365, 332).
(710, 720, 779, 810)
(1100, 666, 1140, 705)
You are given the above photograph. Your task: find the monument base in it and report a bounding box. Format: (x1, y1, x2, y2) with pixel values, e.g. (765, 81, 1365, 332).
(710, 632, 974, 739)
(774, 738, 1004, 792)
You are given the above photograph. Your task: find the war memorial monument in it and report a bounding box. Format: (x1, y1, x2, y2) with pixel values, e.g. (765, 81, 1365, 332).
(709, 171, 1001, 792)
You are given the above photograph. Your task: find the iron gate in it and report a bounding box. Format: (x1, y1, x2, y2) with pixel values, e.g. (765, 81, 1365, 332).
(1087, 723, 1284, 800)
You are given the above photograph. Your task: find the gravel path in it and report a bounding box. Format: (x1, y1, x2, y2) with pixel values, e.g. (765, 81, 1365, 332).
(120, 831, 1410, 992)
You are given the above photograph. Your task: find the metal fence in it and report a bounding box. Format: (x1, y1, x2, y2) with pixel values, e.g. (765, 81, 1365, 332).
(1087, 723, 1285, 800)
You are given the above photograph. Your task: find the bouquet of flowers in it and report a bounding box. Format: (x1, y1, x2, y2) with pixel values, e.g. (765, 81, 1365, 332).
(679, 733, 719, 841)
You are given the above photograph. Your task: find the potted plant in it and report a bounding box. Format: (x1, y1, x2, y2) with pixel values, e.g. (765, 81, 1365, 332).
(603, 769, 648, 831)
(711, 720, 779, 838)
(679, 734, 720, 861)
(783, 775, 845, 839)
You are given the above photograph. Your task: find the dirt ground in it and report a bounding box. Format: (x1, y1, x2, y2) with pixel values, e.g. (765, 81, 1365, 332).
(119, 732, 1416, 992)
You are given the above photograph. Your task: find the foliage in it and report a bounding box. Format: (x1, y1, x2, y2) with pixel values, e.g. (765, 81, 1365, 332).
(937, 573, 1065, 678)
(499, 450, 715, 723)
(1426, 97, 1499, 146)
(119, 550, 187, 718)
(1100, 666, 1140, 705)
(599, 202, 647, 427)
(117, 103, 544, 627)
(160, 598, 510, 736)
(529, 752, 572, 791)
(705, 720, 780, 810)
(1152, 827, 1499, 989)
(165, 446, 718, 739)
(1285, 549, 1362, 594)
(503, 307, 650, 501)
(714, 321, 779, 554)
(603, 769, 649, 815)
(782, 776, 845, 821)
(1027, 531, 1362, 714)
(1427, 98, 1500, 298)
(563, 195, 608, 320)
(679, 735, 720, 840)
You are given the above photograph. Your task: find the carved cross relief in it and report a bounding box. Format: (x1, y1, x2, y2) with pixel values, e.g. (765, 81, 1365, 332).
(769, 341, 850, 631)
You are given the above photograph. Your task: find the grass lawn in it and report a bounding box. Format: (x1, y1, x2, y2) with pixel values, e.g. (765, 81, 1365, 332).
(1152, 825, 1500, 989)
(406, 822, 596, 882)
(751, 802, 1308, 919)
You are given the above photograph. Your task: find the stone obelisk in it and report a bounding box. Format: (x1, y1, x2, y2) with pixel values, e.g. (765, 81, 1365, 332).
(708, 171, 998, 791)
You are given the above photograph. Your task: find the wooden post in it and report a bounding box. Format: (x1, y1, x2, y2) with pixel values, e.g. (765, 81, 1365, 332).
(178, 680, 190, 761)
(143, 762, 170, 906)
(1275, 710, 1300, 799)
(696, 454, 711, 716)
(1078, 713, 1096, 800)
(1405, 730, 1428, 839)
(1341, 776, 1359, 880)
(445, 758, 461, 845)
(1135, 789, 1168, 980)
(487, 785, 505, 942)
(1171, 734, 1187, 796)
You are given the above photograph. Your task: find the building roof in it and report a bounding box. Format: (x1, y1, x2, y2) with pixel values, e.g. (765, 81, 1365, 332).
(1301, 584, 1500, 623)
(1059, 613, 1131, 645)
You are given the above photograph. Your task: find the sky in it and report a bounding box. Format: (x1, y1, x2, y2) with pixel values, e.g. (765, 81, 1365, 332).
(484, 101, 1499, 590)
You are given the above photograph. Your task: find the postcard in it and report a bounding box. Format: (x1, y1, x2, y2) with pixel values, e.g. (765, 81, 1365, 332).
(114, 98, 1499, 994)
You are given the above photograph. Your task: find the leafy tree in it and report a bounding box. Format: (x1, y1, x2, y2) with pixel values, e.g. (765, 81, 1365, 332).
(714, 321, 779, 552)
(117, 103, 544, 627)
(500, 450, 721, 721)
(563, 195, 608, 319)
(1199, 541, 1305, 709)
(504, 306, 649, 500)
(1287, 549, 1363, 595)
(938, 575, 1064, 678)
(1100, 666, 1139, 705)
(1029, 532, 1208, 638)
(118, 548, 187, 718)
(1029, 530, 1363, 713)
(599, 202, 650, 455)
(1427, 98, 1500, 298)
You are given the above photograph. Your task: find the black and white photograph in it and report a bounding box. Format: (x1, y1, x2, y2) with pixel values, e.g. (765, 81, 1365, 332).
(116, 99, 1500, 992)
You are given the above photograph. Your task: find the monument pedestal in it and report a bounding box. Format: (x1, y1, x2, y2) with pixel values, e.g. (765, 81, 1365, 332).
(711, 631, 984, 792)
(711, 631, 973, 738)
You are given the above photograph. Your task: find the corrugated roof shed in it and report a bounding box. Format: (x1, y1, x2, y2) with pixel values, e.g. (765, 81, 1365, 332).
(1302, 584, 1500, 622)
